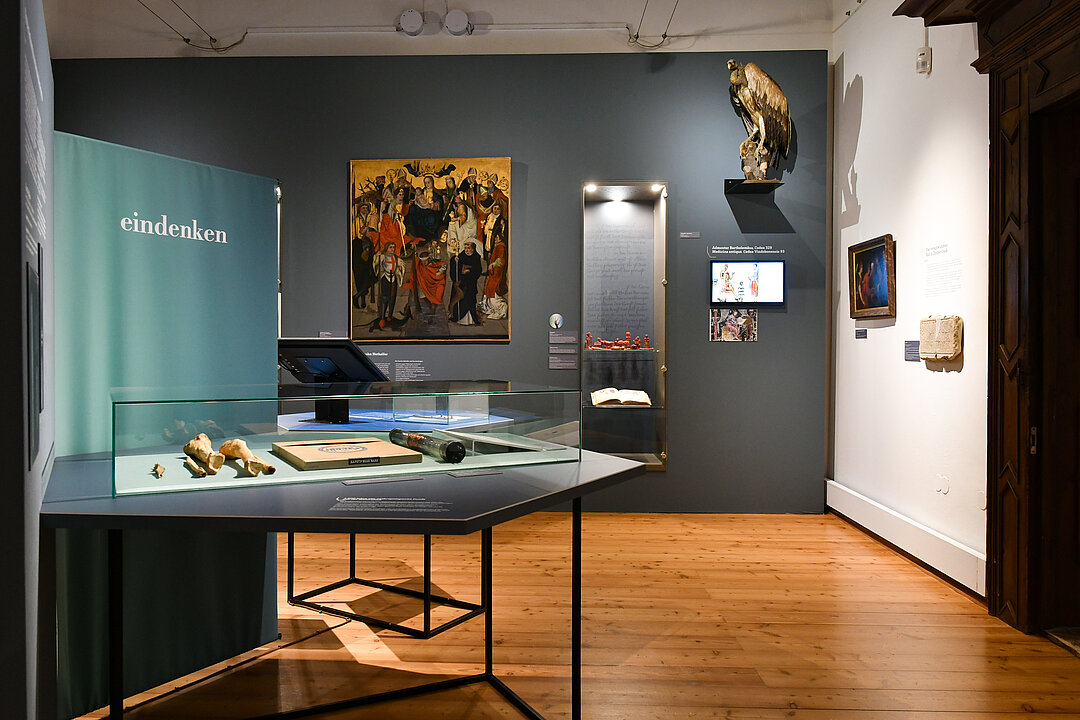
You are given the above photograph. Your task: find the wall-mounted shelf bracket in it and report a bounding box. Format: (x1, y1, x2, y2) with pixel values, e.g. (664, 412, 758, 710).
(724, 179, 783, 194)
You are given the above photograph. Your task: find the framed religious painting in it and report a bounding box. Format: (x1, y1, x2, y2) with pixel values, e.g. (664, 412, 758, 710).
(348, 157, 511, 342)
(848, 234, 896, 319)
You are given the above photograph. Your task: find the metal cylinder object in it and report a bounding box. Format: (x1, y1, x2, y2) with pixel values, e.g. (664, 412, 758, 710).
(389, 428, 466, 463)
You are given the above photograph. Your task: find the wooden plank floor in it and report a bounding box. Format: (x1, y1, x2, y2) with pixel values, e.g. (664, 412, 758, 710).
(79, 513, 1080, 719)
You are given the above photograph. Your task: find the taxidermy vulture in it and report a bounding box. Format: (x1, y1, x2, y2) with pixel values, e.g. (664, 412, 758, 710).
(727, 59, 791, 180)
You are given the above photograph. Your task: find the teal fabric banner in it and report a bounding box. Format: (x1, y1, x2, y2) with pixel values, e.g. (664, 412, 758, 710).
(54, 132, 278, 456)
(52, 133, 279, 716)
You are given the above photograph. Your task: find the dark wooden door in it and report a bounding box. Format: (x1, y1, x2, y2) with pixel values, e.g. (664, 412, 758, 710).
(988, 68, 1037, 631)
(1034, 99, 1080, 629)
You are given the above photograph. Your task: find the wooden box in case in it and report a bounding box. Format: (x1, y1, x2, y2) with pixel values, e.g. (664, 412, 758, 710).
(272, 437, 422, 470)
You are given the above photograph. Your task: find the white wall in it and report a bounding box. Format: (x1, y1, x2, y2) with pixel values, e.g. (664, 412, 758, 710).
(829, 1, 989, 593)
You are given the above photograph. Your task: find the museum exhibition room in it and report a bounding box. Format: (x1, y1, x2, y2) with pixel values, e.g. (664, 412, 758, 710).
(6, 0, 1080, 718)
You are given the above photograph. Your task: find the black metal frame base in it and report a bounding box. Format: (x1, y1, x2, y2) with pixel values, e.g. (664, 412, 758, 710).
(245, 671, 547, 720)
(107, 499, 584, 720)
(286, 532, 484, 639)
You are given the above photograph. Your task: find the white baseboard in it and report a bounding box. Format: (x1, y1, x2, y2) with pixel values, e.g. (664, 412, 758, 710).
(826, 480, 986, 596)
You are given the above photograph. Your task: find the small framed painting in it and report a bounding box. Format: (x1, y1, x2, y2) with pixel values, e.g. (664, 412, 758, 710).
(848, 234, 896, 319)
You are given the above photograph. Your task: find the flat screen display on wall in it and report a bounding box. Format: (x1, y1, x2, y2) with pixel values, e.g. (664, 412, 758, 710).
(711, 261, 785, 304)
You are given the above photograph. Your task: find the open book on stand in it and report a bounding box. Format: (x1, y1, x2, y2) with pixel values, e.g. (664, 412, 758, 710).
(590, 388, 652, 406)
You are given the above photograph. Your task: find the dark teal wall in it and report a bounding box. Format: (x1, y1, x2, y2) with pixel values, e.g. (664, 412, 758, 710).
(5, 1, 30, 714)
(49, 133, 281, 717)
(54, 51, 828, 513)
(9, 1, 54, 718)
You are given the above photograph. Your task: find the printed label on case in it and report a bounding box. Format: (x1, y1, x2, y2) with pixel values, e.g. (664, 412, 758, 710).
(349, 457, 380, 465)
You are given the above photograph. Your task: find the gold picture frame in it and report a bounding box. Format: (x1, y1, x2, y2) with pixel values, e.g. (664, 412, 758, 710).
(848, 234, 896, 319)
(348, 157, 511, 342)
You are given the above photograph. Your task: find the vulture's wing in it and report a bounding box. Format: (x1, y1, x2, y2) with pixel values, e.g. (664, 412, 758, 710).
(729, 83, 755, 136)
(743, 63, 791, 158)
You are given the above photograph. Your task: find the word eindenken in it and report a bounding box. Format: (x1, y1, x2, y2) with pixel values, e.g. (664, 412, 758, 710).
(120, 211, 227, 244)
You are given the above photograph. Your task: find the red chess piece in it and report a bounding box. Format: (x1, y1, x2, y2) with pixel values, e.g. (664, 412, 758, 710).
(643, 334, 651, 349)
(585, 332, 592, 349)
(632, 336, 641, 349)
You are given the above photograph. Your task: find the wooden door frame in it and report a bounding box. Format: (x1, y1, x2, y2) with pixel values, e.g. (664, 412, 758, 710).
(895, 0, 1080, 632)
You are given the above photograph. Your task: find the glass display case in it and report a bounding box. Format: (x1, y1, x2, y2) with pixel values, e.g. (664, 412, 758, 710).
(111, 382, 580, 496)
(581, 182, 667, 468)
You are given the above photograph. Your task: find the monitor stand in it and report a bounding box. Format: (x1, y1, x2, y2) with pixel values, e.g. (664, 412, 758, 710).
(314, 398, 350, 424)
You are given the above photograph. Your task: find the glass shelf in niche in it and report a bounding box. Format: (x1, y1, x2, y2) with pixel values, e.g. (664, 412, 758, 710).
(581, 350, 663, 410)
(581, 180, 668, 467)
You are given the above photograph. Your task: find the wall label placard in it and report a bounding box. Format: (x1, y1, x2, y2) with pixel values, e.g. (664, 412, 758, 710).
(394, 359, 430, 381)
(365, 350, 391, 378)
(904, 340, 921, 361)
(708, 244, 786, 257)
(855, 328, 868, 339)
(924, 243, 963, 297)
(549, 330, 577, 344)
(680, 231, 701, 239)
(548, 354, 578, 370)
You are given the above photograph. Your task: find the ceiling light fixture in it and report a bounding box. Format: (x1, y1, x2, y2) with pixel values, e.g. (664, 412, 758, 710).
(397, 9, 425, 36)
(651, 183, 664, 192)
(445, 9, 473, 36)
(584, 184, 598, 192)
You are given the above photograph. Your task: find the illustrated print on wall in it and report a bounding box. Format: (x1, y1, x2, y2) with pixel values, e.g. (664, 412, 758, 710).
(848, 234, 896, 319)
(727, 59, 793, 181)
(349, 157, 511, 342)
(709, 308, 758, 342)
(26, 249, 42, 467)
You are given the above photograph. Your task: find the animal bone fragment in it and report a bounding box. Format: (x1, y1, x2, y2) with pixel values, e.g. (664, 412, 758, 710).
(219, 438, 276, 476)
(152, 463, 165, 478)
(184, 456, 207, 478)
(184, 433, 225, 474)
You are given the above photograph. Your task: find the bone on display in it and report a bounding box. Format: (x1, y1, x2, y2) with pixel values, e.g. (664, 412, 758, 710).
(219, 438, 277, 476)
(184, 433, 225, 474)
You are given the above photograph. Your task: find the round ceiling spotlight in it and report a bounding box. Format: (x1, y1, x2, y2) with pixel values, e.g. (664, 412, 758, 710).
(445, 9, 473, 36)
(398, 9, 425, 36)
(584, 183, 597, 192)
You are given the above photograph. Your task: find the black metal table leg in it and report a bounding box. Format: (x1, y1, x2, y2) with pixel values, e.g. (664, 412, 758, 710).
(483, 527, 493, 676)
(287, 531, 295, 601)
(572, 497, 582, 720)
(349, 533, 356, 580)
(424, 534, 432, 635)
(109, 528, 123, 720)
